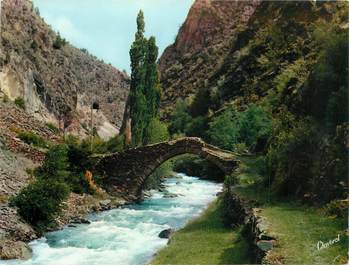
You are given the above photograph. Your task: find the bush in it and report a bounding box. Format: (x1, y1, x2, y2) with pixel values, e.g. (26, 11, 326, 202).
(236, 104, 272, 149)
(17, 131, 49, 148)
(169, 99, 192, 135)
(144, 118, 169, 145)
(190, 87, 211, 117)
(14, 97, 25, 109)
(323, 199, 348, 218)
(53, 33, 67, 49)
(185, 116, 208, 139)
(31, 41, 38, 50)
(101, 135, 124, 153)
(207, 104, 272, 151)
(46, 123, 60, 134)
(207, 109, 239, 150)
(35, 145, 70, 181)
(10, 179, 70, 228)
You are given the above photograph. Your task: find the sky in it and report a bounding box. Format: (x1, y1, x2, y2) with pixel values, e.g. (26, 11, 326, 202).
(33, 0, 194, 73)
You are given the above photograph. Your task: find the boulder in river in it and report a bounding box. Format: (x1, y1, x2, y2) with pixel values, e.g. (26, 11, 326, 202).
(158, 228, 174, 239)
(71, 217, 91, 224)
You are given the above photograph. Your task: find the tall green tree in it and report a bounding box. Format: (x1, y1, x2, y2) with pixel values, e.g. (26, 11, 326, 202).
(129, 10, 147, 146)
(145, 36, 161, 122)
(129, 10, 161, 146)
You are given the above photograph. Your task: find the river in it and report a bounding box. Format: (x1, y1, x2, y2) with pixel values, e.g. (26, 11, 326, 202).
(2, 173, 222, 265)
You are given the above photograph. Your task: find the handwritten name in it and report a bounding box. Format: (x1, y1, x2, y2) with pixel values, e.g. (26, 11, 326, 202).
(317, 234, 340, 251)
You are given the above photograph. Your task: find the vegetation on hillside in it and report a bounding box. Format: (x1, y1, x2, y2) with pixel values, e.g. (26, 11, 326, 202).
(168, 3, 348, 205)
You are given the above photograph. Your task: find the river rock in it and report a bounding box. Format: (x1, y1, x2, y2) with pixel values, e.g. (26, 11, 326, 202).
(158, 228, 174, 239)
(99, 199, 112, 210)
(256, 239, 277, 251)
(71, 217, 91, 224)
(163, 193, 178, 198)
(0, 240, 32, 260)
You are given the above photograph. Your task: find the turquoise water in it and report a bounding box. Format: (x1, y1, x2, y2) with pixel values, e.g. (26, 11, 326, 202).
(2, 174, 222, 265)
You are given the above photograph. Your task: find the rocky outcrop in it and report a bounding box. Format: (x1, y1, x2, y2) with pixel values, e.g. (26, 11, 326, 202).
(0, 240, 32, 260)
(223, 188, 279, 264)
(0, 0, 129, 138)
(159, 0, 347, 120)
(159, 0, 261, 117)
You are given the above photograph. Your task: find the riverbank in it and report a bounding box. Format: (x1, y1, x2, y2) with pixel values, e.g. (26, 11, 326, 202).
(1, 174, 221, 265)
(152, 156, 348, 265)
(230, 156, 348, 265)
(151, 198, 251, 265)
(0, 191, 128, 260)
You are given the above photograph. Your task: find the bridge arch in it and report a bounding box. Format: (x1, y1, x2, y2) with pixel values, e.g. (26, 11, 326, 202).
(95, 137, 238, 199)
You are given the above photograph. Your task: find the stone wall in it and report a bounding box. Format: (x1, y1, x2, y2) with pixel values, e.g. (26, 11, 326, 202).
(223, 188, 278, 264)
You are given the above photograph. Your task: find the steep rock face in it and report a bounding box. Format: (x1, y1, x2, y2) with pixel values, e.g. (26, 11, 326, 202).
(159, 0, 260, 117)
(0, 0, 129, 137)
(159, 0, 348, 118)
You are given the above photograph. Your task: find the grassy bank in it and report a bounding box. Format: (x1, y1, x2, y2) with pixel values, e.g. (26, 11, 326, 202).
(234, 156, 348, 265)
(151, 198, 251, 265)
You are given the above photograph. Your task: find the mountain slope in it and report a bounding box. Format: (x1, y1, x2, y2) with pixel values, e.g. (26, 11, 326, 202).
(159, 0, 260, 117)
(159, 0, 348, 118)
(0, 0, 129, 138)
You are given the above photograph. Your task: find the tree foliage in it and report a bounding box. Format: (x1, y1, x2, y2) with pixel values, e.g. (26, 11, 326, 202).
(144, 118, 169, 145)
(207, 104, 272, 151)
(129, 10, 162, 146)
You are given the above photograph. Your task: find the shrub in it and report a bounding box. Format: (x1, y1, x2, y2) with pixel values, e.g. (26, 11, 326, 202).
(169, 99, 192, 135)
(66, 172, 91, 194)
(46, 123, 60, 134)
(207, 104, 272, 151)
(35, 144, 70, 181)
(14, 97, 25, 109)
(53, 33, 67, 49)
(190, 87, 211, 117)
(323, 199, 348, 218)
(236, 104, 272, 149)
(10, 179, 70, 228)
(17, 131, 48, 149)
(101, 135, 124, 153)
(31, 41, 38, 50)
(185, 116, 208, 139)
(144, 118, 169, 145)
(207, 109, 239, 150)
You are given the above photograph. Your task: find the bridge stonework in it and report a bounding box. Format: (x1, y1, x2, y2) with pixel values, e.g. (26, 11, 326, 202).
(95, 137, 238, 199)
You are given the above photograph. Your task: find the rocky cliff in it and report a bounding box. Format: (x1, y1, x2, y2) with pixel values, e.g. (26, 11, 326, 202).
(159, 0, 348, 118)
(159, 0, 260, 117)
(0, 0, 129, 139)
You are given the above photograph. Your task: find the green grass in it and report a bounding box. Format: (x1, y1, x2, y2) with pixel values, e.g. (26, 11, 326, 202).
(151, 199, 251, 265)
(233, 155, 348, 265)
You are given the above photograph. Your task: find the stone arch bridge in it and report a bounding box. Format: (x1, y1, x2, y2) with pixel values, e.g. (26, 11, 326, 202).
(95, 137, 238, 199)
